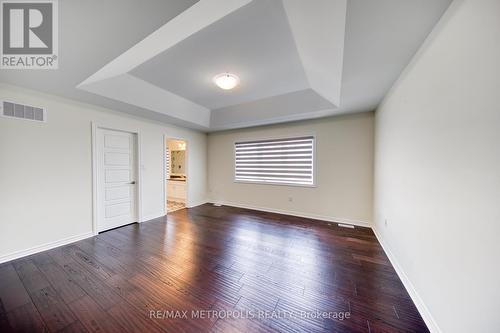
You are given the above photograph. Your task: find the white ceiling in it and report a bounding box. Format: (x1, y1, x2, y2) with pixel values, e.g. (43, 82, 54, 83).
(131, 0, 312, 110)
(0, 0, 453, 132)
(0, 0, 203, 129)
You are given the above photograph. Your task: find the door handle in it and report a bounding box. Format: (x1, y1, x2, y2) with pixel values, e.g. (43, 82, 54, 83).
(129, 181, 136, 185)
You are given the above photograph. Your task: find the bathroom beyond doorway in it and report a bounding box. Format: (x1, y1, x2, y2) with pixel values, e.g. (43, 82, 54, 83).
(165, 138, 187, 213)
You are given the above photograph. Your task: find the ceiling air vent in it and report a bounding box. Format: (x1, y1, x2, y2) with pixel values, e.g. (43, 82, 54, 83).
(2, 101, 46, 122)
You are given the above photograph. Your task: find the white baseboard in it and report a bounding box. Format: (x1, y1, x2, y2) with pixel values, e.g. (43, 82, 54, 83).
(187, 200, 208, 209)
(0, 231, 94, 264)
(141, 202, 207, 222)
(372, 227, 441, 333)
(213, 201, 371, 228)
(140, 212, 165, 222)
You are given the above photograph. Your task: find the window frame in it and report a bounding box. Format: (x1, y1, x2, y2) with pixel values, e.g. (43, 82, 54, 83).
(233, 134, 317, 188)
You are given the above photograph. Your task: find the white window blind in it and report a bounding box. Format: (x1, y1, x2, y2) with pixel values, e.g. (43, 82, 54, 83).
(234, 136, 315, 186)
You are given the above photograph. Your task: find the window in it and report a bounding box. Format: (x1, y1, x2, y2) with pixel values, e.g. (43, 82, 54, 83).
(234, 136, 315, 186)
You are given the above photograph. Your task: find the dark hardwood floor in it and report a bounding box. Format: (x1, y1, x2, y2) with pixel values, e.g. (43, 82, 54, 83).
(0, 204, 428, 332)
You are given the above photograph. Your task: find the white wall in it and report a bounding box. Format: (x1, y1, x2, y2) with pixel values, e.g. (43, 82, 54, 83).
(0, 83, 207, 262)
(374, 1, 500, 332)
(208, 113, 374, 226)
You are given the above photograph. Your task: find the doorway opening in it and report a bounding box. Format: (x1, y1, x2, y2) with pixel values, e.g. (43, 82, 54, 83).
(165, 138, 188, 213)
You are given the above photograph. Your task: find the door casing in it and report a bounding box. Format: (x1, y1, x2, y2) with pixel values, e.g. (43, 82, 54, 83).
(163, 134, 189, 215)
(91, 123, 142, 235)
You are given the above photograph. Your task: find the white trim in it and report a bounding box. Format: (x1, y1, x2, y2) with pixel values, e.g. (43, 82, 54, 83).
(136, 133, 143, 223)
(141, 212, 166, 222)
(142, 202, 207, 222)
(164, 136, 189, 209)
(186, 200, 208, 208)
(372, 227, 441, 333)
(162, 134, 167, 217)
(91, 122, 143, 235)
(338, 223, 355, 229)
(91, 123, 98, 235)
(214, 201, 371, 228)
(0, 232, 93, 264)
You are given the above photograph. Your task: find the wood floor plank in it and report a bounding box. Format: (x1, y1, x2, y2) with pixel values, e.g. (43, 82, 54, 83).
(107, 301, 166, 333)
(32, 254, 87, 304)
(11, 257, 78, 331)
(57, 320, 89, 333)
(55, 260, 122, 310)
(0, 264, 32, 313)
(67, 296, 125, 333)
(6, 303, 48, 332)
(0, 298, 12, 332)
(29, 285, 77, 332)
(12, 259, 51, 293)
(62, 245, 116, 280)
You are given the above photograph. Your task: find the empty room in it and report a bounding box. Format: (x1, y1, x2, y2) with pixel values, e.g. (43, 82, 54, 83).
(0, 0, 498, 332)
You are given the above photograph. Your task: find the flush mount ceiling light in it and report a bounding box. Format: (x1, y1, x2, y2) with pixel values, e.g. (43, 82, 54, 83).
(213, 73, 240, 90)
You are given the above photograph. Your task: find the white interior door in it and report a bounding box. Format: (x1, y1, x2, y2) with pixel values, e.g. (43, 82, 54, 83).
(97, 128, 137, 232)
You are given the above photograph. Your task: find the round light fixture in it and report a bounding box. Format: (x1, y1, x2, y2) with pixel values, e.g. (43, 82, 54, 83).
(213, 73, 239, 90)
